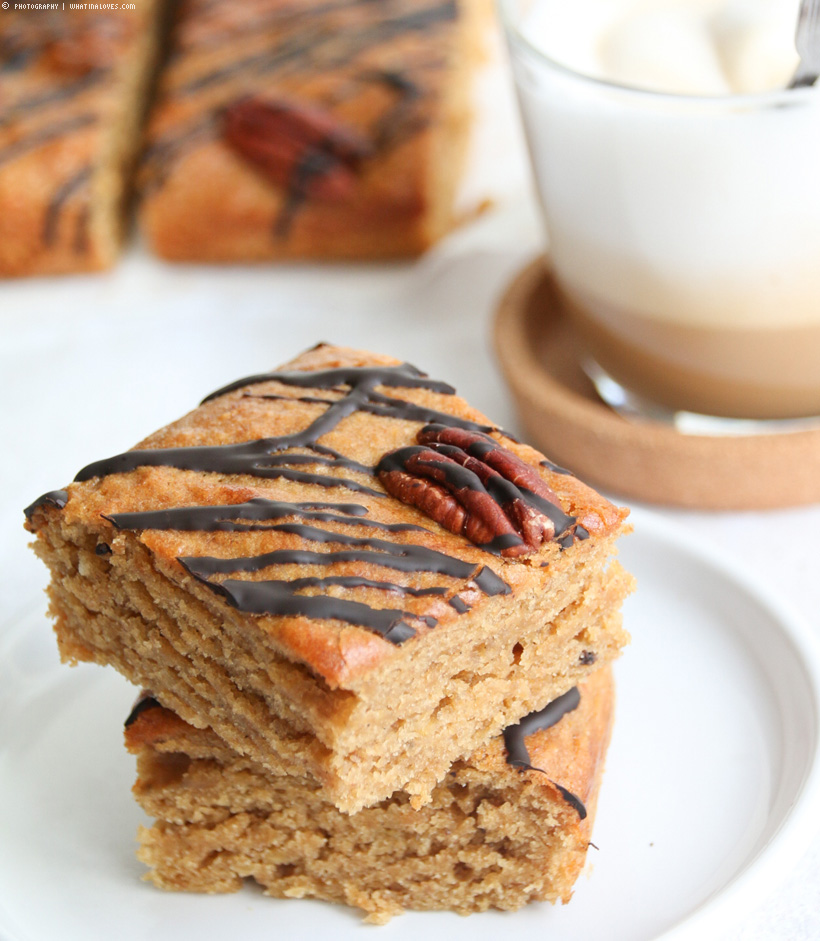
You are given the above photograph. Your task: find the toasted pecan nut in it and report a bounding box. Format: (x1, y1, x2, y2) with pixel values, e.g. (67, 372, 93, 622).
(427, 442, 556, 549)
(223, 97, 373, 201)
(377, 429, 579, 557)
(376, 446, 527, 556)
(419, 424, 564, 510)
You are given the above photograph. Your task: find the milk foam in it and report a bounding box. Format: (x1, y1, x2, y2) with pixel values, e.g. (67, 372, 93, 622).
(521, 0, 801, 95)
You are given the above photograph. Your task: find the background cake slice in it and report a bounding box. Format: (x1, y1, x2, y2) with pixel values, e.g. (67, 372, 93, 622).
(25, 343, 631, 812)
(138, 0, 486, 261)
(127, 668, 615, 923)
(0, 3, 163, 276)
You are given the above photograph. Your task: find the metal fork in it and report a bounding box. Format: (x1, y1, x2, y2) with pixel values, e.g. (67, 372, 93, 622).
(790, 0, 820, 88)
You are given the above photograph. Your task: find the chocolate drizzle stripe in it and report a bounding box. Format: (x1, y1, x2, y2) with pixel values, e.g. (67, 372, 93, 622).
(201, 363, 456, 403)
(75, 365, 492, 488)
(550, 782, 587, 820)
(179, 540, 507, 587)
(105, 499, 427, 534)
(503, 686, 581, 769)
(169, 1, 457, 99)
(0, 69, 105, 128)
(0, 114, 96, 168)
(503, 686, 587, 819)
(540, 458, 574, 476)
(124, 692, 162, 727)
(205, 580, 422, 643)
(43, 166, 92, 246)
(24, 489, 68, 520)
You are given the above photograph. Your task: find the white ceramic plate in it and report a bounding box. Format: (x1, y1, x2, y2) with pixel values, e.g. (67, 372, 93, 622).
(2, 509, 819, 941)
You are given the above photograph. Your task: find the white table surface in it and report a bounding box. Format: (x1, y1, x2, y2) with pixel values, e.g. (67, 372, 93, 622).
(2, 37, 819, 941)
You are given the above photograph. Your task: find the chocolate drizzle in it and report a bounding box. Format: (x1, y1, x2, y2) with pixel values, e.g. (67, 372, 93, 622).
(76, 365, 492, 490)
(43, 165, 92, 247)
(174, 531, 508, 643)
(105, 498, 424, 534)
(71, 363, 519, 644)
(141, 0, 460, 233)
(35, 360, 586, 647)
(24, 489, 68, 521)
(0, 114, 96, 169)
(503, 686, 587, 819)
(124, 691, 161, 727)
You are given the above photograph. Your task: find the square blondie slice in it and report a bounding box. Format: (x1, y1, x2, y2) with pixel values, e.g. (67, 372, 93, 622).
(127, 668, 615, 923)
(138, 0, 485, 261)
(0, 3, 164, 276)
(25, 343, 631, 812)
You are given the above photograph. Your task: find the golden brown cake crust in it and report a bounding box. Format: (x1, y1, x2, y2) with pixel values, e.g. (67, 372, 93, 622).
(0, 4, 160, 276)
(138, 0, 485, 261)
(27, 343, 628, 688)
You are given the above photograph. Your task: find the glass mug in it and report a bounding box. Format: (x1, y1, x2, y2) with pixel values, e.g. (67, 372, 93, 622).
(500, 0, 820, 422)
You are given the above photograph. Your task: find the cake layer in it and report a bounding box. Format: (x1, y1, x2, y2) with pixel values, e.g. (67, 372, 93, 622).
(138, 0, 485, 261)
(26, 344, 631, 811)
(0, 3, 163, 276)
(127, 668, 615, 923)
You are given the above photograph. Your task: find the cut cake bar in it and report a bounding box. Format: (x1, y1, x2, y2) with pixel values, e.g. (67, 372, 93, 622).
(138, 0, 486, 261)
(25, 343, 631, 812)
(0, 3, 163, 275)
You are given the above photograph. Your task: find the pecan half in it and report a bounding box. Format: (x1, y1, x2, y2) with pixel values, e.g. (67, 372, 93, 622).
(418, 425, 563, 509)
(377, 428, 578, 557)
(376, 446, 525, 555)
(424, 441, 556, 550)
(223, 97, 373, 201)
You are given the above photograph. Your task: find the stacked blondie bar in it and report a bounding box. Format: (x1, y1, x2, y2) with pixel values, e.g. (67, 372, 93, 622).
(25, 344, 632, 922)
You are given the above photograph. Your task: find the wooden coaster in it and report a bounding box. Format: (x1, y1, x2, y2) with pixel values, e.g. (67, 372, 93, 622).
(493, 257, 820, 509)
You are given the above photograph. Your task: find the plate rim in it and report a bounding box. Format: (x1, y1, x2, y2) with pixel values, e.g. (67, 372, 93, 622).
(624, 508, 820, 940)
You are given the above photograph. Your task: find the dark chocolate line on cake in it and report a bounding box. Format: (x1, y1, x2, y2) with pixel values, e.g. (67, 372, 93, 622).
(43, 166, 92, 246)
(540, 458, 574, 476)
(0, 68, 104, 127)
(124, 691, 161, 727)
(201, 363, 457, 402)
(75, 365, 492, 487)
(504, 686, 581, 767)
(24, 489, 68, 521)
(179, 540, 507, 643)
(503, 686, 587, 819)
(105, 498, 427, 534)
(171, 0, 456, 98)
(179, 539, 509, 586)
(194, 576, 432, 644)
(0, 114, 96, 168)
(73, 204, 90, 255)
